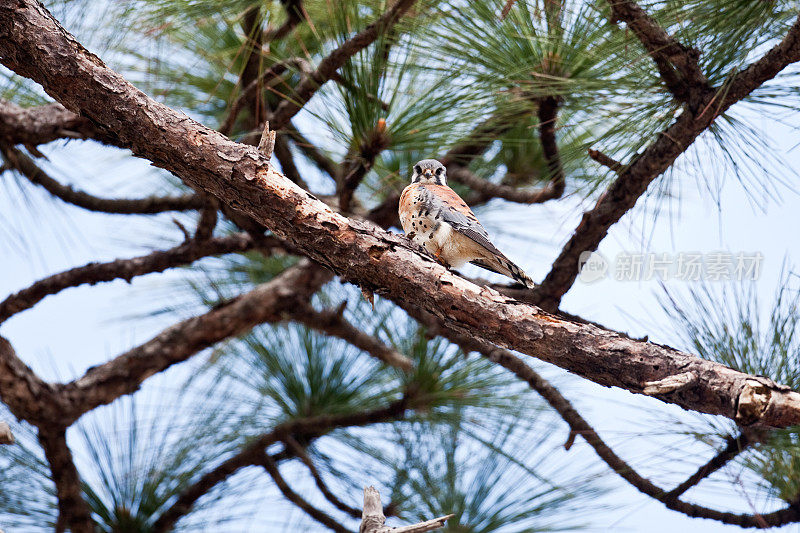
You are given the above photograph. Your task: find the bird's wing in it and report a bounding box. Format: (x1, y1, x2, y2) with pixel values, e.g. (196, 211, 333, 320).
(419, 184, 504, 258)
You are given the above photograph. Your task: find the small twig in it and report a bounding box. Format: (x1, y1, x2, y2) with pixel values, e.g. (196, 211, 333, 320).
(0, 422, 13, 445)
(172, 218, 191, 242)
(360, 486, 453, 533)
(258, 121, 277, 160)
(587, 148, 623, 173)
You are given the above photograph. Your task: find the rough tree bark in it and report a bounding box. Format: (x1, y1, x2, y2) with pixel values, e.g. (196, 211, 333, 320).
(1, 0, 800, 429)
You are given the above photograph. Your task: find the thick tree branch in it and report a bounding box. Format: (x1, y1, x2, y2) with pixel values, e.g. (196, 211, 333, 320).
(38, 428, 94, 533)
(258, 451, 351, 533)
(608, 0, 709, 103)
(1, 145, 205, 214)
(5, 1, 800, 428)
(153, 394, 416, 532)
(533, 14, 800, 309)
(0, 336, 62, 425)
(0, 232, 266, 324)
(56, 261, 330, 423)
(269, 0, 418, 129)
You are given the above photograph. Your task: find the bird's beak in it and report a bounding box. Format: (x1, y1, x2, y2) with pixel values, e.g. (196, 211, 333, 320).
(423, 169, 433, 178)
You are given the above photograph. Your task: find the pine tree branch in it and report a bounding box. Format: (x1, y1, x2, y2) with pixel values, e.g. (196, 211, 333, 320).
(338, 128, 390, 212)
(1, 145, 205, 214)
(587, 148, 623, 172)
(0, 99, 101, 146)
(263, 0, 305, 42)
(258, 451, 351, 533)
(664, 433, 751, 500)
(0, 336, 63, 426)
(283, 436, 364, 519)
(0, 233, 265, 324)
(532, 13, 800, 310)
(152, 394, 416, 533)
(194, 195, 219, 240)
(269, 0, 418, 130)
(288, 302, 413, 370)
(38, 427, 94, 533)
(608, 0, 709, 103)
(55, 261, 330, 423)
(449, 165, 564, 205)
(6, 1, 800, 428)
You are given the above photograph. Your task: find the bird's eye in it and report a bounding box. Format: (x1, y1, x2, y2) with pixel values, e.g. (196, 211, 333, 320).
(414, 165, 422, 174)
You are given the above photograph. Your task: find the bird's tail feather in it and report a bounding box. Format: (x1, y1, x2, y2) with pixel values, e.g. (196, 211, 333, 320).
(470, 255, 536, 289)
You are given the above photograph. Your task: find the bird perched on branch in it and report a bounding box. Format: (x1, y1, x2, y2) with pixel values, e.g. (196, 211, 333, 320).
(399, 159, 535, 289)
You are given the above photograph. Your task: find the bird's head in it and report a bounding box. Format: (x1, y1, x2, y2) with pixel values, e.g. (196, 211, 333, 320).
(411, 159, 446, 185)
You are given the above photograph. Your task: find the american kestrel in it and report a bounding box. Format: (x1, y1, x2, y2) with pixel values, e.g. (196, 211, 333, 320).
(399, 159, 535, 289)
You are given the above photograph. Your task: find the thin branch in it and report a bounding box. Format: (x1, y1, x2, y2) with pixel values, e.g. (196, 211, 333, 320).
(0, 233, 264, 324)
(218, 61, 292, 136)
(449, 166, 564, 205)
(153, 394, 416, 533)
(56, 261, 330, 423)
(38, 428, 94, 533)
(270, 0, 418, 129)
(263, 0, 305, 42)
(608, 0, 709, 103)
(664, 433, 751, 500)
(1, 145, 204, 214)
(288, 302, 413, 371)
(283, 436, 363, 519)
(338, 126, 390, 212)
(194, 196, 219, 240)
(258, 451, 351, 533)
